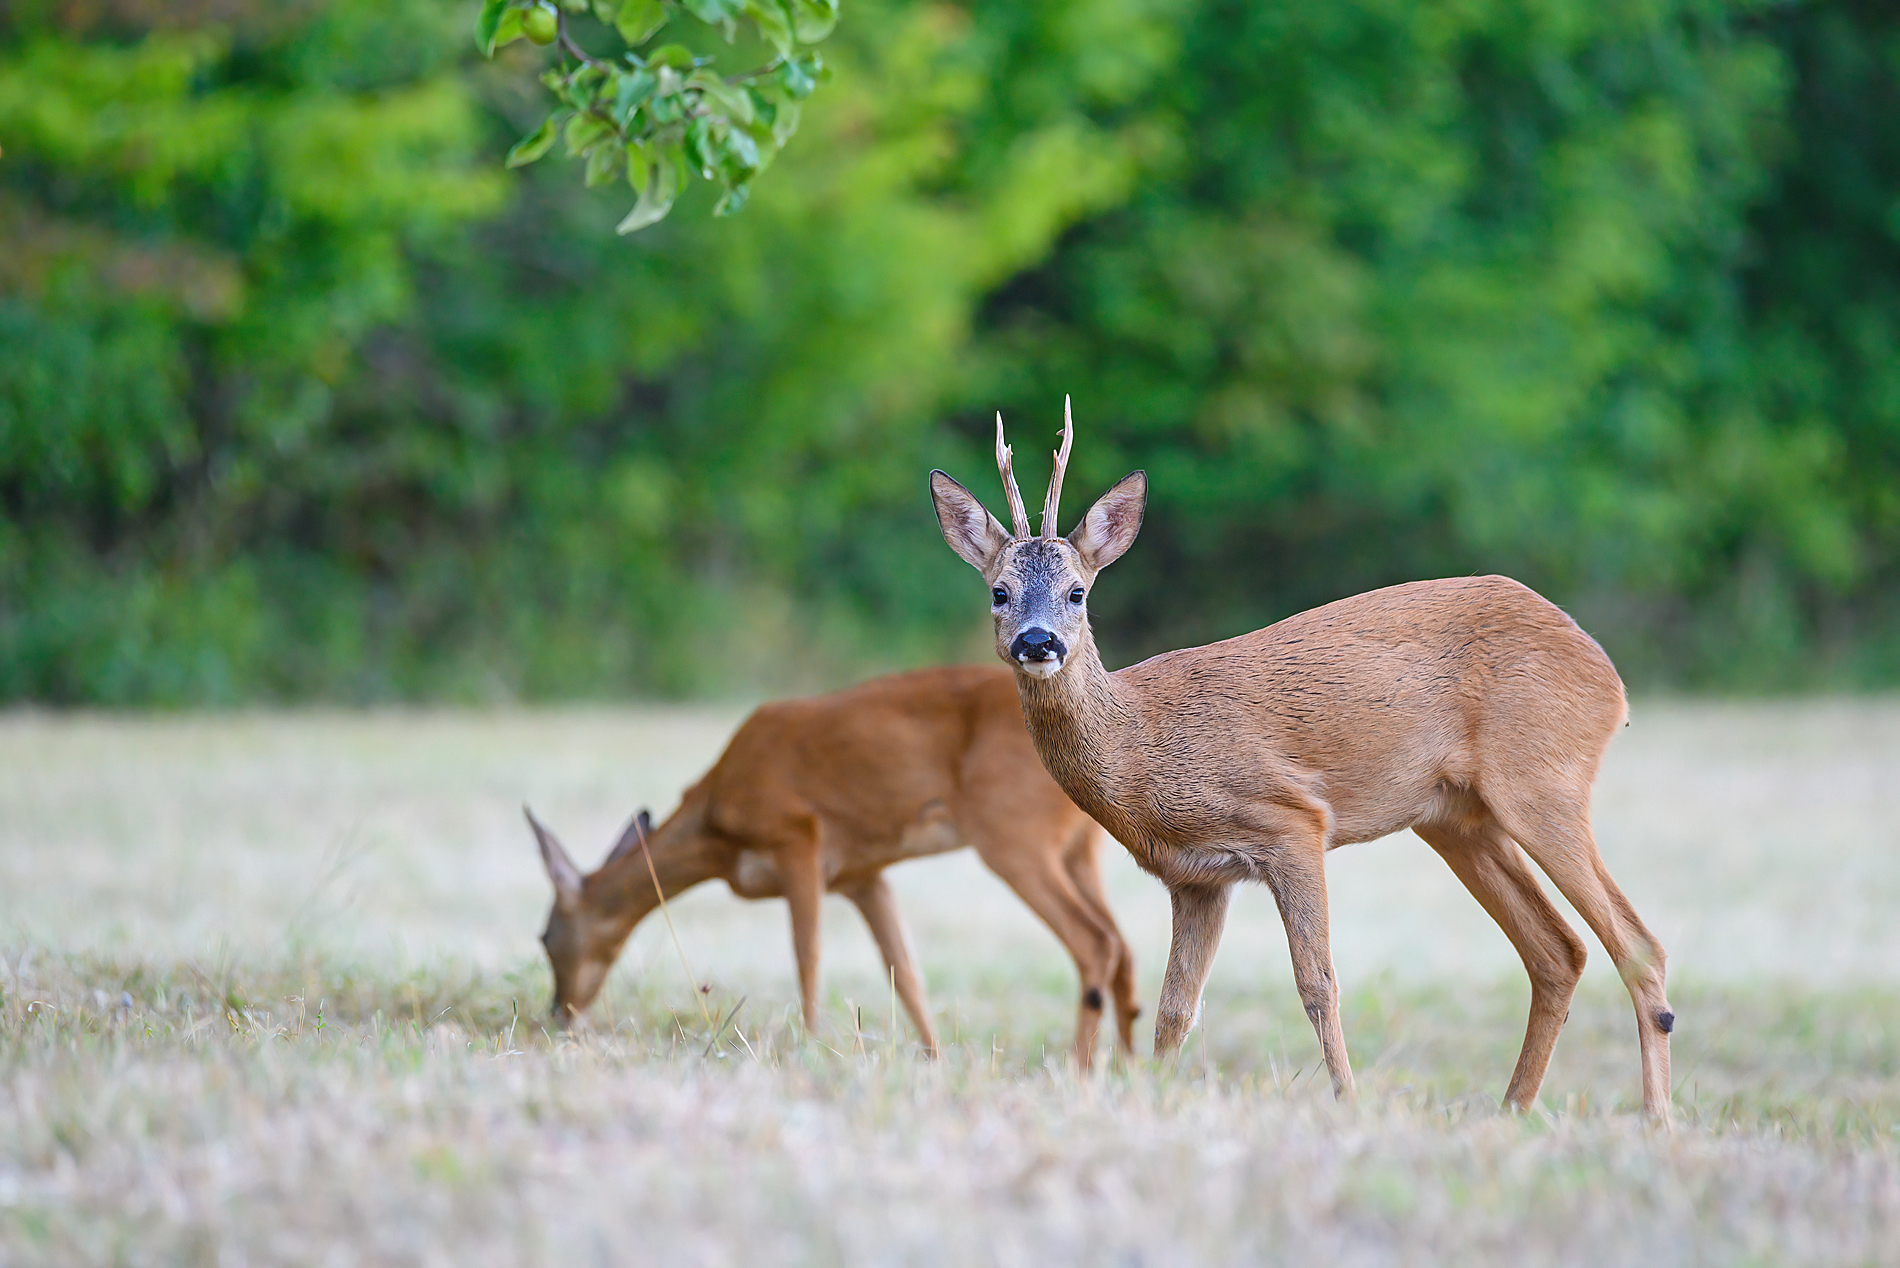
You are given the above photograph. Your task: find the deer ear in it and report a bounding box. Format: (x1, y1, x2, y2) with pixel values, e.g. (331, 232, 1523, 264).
(524, 805, 583, 898)
(601, 809, 650, 866)
(1070, 471, 1146, 572)
(930, 470, 1013, 573)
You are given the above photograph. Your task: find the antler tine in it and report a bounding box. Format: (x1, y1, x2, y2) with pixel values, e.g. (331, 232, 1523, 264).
(1041, 395, 1074, 539)
(995, 412, 1032, 539)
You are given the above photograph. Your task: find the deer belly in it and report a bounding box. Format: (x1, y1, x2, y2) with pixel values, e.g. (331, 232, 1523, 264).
(845, 803, 964, 873)
(731, 850, 784, 898)
(894, 811, 963, 862)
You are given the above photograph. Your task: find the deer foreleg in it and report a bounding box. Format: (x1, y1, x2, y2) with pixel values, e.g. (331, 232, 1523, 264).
(844, 873, 941, 1058)
(1153, 882, 1232, 1058)
(780, 820, 827, 1037)
(1263, 840, 1355, 1100)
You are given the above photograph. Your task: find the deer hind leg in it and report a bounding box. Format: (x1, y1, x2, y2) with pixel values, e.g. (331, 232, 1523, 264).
(1062, 827, 1140, 1056)
(972, 827, 1126, 1070)
(1490, 790, 1673, 1120)
(779, 817, 827, 1038)
(843, 872, 941, 1057)
(1153, 881, 1233, 1060)
(1413, 818, 1589, 1112)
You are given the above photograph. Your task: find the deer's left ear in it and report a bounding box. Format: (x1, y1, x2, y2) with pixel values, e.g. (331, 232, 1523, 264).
(525, 806, 583, 898)
(930, 470, 1013, 573)
(1070, 471, 1146, 572)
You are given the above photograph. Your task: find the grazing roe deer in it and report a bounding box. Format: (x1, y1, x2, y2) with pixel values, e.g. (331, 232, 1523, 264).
(928, 402, 1675, 1117)
(526, 664, 1139, 1065)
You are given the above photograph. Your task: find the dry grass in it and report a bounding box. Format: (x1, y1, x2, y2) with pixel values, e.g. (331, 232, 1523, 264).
(4, 699, 1900, 1264)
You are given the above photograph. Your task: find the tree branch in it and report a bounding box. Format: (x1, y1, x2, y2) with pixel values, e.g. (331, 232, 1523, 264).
(556, 11, 612, 74)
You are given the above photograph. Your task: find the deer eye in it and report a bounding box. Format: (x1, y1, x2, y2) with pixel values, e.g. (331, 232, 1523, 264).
(1069, 586, 1086, 604)
(992, 587, 1008, 606)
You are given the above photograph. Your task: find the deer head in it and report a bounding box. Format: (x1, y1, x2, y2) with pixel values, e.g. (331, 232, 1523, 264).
(930, 398, 1146, 680)
(525, 806, 651, 1022)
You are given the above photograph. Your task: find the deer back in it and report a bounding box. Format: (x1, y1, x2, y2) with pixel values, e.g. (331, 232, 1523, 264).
(701, 665, 1049, 862)
(1021, 575, 1625, 864)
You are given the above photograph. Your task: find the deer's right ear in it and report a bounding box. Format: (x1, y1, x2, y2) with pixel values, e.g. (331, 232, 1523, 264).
(1070, 470, 1146, 572)
(930, 470, 1013, 573)
(601, 807, 656, 867)
(524, 805, 582, 898)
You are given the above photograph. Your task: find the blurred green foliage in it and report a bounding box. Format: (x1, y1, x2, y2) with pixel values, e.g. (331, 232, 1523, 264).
(476, 0, 841, 230)
(0, 0, 1896, 703)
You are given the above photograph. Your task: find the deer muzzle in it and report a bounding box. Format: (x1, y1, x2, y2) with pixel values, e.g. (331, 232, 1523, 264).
(1010, 626, 1067, 677)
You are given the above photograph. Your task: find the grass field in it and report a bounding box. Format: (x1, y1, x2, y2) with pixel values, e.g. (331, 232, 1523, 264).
(4, 699, 1900, 1264)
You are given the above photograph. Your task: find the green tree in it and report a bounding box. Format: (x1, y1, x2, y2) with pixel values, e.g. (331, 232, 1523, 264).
(971, 0, 1896, 687)
(2, 0, 1897, 703)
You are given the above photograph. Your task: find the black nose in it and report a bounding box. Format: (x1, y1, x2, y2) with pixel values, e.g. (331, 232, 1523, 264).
(1010, 627, 1065, 662)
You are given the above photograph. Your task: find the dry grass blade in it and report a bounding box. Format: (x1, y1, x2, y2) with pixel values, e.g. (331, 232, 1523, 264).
(634, 813, 714, 1027)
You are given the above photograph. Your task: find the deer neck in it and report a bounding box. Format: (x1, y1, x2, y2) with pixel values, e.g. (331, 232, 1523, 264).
(1013, 632, 1140, 825)
(589, 793, 721, 935)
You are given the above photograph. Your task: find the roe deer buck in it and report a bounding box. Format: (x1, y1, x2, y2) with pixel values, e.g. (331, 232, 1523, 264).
(928, 401, 1675, 1117)
(525, 664, 1139, 1065)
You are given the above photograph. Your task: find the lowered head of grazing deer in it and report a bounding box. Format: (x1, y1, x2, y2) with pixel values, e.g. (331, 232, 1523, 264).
(526, 805, 672, 1022)
(929, 398, 1145, 685)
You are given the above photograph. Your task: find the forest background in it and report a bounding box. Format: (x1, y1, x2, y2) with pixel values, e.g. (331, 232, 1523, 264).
(2, 0, 1897, 705)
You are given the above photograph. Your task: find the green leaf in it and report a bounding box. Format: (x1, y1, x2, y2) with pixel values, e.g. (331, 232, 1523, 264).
(475, 0, 508, 56)
(684, 117, 716, 178)
(590, 0, 620, 22)
(618, 144, 682, 234)
(777, 54, 818, 99)
(613, 0, 668, 46)
(689, 71, 755, 125)
(714, 127, 760, 182)
(768, 98, 800, 147)
(744, 0, 795, 58)
(493, 5, 529, 51)
(555, 63, 607, 109)
(712, 182, 749, 217)
(584, 140, 623, 187)
(646, 43, 698, 70)
(681, 0, 743, 24)
(565, 112, 615, 156)
(505, 115, 563, 167)
(554, 0, 590, 12)
(612, 68, 658, 128)
(789, 0, 838, 44)
(648, 72, 685, 123)
(745, 86, 777, 128)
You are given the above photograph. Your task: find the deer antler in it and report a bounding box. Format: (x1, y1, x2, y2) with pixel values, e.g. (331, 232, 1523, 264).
(995, 413, 1032, 539)
(1042, 395, 1074, 539)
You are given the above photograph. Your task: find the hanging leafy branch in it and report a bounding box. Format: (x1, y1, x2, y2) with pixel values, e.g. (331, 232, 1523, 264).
(475, 0, 836, 231)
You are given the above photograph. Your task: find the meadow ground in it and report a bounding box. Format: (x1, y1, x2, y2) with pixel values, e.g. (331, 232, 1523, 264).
(3, 699, 1900, 1265)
